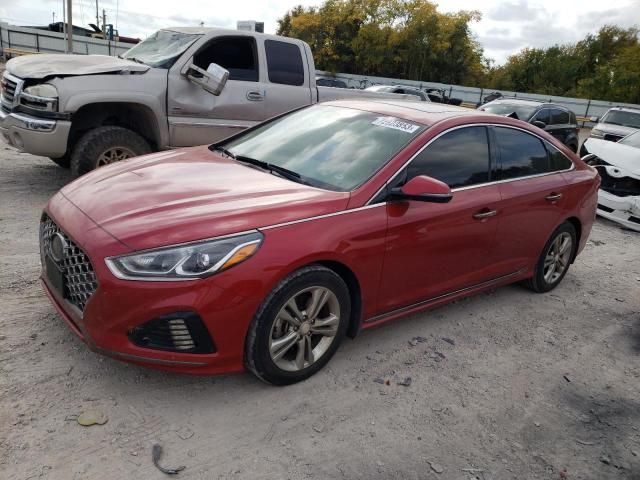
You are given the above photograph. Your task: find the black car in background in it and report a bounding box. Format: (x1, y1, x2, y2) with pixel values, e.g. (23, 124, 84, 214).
(479, 99, 580, 152)
(316, 77, 348, 88)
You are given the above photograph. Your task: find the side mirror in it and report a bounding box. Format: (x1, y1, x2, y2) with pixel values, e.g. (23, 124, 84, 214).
(589, 116, 599, 123)
(391, 175, 452, 203)
(532, 120, 547, 129)
(186, 62, 229, 96)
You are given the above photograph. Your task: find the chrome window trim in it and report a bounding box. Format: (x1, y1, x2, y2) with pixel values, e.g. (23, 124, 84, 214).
(366, 122, 575, 205)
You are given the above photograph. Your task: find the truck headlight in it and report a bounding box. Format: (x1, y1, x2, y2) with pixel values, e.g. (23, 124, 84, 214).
(105, 231, 263, 281)
(20, 84, 58, 112)
(590, 128, 604, 138)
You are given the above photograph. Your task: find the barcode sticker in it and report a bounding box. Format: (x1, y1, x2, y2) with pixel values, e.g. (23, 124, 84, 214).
(371, 117, 420, 133)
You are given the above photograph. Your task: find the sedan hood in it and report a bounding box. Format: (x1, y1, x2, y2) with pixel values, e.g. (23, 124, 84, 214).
(584, 138, 640, 178)
(6, 54, 149, 80)
(61, 147, 350, 251)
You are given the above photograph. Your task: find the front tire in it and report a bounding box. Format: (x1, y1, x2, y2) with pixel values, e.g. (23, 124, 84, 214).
(525, 221, 577, 293)
(245, 265, 351, 386)
(70, 126, 151, 177)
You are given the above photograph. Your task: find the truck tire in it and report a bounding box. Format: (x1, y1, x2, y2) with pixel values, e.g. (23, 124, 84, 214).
(71, 126, 151, 177)
(48, 156, 70, 169)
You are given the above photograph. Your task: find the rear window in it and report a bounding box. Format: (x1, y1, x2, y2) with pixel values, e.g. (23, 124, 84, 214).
(265, 40, 304, 86)
(495, 127, 549, 179)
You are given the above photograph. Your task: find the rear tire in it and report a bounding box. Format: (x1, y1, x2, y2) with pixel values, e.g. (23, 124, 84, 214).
(245, 265, 351, 386)
(525, 221, 577, 293)
(70, 126, 151, 177)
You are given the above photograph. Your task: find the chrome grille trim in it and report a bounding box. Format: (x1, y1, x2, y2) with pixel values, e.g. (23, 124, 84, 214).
(40, 215, 98, 312)
(1, 72, 23, 109)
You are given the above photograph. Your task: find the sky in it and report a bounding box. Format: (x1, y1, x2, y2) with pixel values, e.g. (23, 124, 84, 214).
(0, 0, 638, 64)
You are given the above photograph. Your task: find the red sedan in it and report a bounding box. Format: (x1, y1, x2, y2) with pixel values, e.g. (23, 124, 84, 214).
(40, 100, 599, 385)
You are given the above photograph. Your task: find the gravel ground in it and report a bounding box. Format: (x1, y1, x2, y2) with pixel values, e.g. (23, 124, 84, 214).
(1, 147, 639, 480)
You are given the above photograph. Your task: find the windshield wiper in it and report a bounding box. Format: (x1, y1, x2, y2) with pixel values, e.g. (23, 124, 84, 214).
(235, 155, 303, 183)
(124, 56, 146, 65)
(213, 146, 237, 159)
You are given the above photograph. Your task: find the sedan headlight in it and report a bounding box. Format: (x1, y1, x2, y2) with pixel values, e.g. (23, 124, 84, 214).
(106, 231, 263, 280)
(20, 84, 58, 112)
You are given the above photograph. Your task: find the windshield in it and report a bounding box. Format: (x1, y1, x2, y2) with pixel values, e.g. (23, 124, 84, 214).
(122, 30, 199, 68)
(620, 130, 640, 148)
(481, 102, 537, 121)
(601, 110, 640, 129)
(221, 105, 424, 191)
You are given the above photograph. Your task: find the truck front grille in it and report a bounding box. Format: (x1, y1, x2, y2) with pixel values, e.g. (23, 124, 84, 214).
(40, 215, 98, 312)
(0, 75, 18, 106)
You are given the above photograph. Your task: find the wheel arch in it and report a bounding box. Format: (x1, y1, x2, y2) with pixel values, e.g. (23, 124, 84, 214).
(67, 102, 163, 156)
(564, 216, 582, 263)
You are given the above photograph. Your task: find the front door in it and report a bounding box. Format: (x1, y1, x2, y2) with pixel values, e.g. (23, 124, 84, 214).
(377, 126, 501, 314)
(167, 36, 267, 146)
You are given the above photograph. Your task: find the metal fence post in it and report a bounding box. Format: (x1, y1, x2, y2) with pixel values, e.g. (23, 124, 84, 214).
(35, 33, 40, 52)
(479, 87, 484, 104)
(583, 99, 591, 128)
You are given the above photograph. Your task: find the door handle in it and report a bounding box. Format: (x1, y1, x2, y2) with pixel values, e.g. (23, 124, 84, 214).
(246, 91, 264, 101)
(472, 209, 497, 220)
(545, 193, 563, 202)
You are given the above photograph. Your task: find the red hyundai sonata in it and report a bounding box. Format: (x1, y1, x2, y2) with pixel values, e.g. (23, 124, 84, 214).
(40, 100, 599, 385)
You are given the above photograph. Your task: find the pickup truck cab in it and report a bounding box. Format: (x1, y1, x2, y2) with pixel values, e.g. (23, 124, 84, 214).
(0, 27, 412, 176)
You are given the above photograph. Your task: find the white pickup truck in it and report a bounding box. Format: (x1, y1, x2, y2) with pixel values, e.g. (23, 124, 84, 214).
(0, 27, 414, 176)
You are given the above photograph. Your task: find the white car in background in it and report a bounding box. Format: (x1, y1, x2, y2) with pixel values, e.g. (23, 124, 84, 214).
(581, 131, 640, 231)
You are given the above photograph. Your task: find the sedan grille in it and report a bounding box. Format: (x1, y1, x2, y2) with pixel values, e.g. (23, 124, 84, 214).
(595, 166, 640, 197)
(40, 215, 98, 311)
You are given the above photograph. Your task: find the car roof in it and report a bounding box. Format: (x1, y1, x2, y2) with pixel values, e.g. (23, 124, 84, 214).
(161, 26, 306, 44)
(607, 106, 640, 114)
(322, 99, 494, 126)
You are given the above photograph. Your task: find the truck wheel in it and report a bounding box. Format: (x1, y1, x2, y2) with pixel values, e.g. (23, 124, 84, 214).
(71, 126, 151, 177)
(48, 156, 70, 168)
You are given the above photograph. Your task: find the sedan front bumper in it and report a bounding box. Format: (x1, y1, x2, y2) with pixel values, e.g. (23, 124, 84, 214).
(0, 107, 71, 158)
(596, 189, 640, 232)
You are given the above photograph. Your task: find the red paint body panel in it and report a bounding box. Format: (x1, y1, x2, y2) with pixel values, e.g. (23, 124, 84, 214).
(41, 100, 600, 375)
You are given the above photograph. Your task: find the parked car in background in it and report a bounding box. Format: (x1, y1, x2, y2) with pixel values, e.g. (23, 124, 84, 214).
(425, 88, 463, 106)
(589, 106, 640, 142)
(364, 85, 430, 101)
(581, 131, 640, 231)
(40, 100, 598, 385)
(0, 28, 414, 177)
(478, 99, 580, 152)
(316, 77, 348, 88)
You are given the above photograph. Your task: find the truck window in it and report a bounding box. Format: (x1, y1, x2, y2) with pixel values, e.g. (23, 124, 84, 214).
(264, 40, 304, 86)
(193, 37, 258, 82)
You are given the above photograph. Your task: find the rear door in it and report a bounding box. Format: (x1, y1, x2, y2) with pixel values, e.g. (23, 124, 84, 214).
(262, 39, 314, 118)
(167, 35, 267, 146)
(490, 126, 571, 276)
(376, 126, 501, 314)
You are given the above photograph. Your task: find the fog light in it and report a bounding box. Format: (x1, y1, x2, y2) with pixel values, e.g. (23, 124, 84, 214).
(128, 312, 215, 354)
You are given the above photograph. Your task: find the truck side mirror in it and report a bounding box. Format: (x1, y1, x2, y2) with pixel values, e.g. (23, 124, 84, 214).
(186, 63, 229, 96)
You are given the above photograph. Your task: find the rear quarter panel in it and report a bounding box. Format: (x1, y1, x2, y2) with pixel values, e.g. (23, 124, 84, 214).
(561, 162, 600, 256)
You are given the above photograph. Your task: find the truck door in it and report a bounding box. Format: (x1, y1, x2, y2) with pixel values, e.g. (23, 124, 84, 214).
(167, 35, 267, 146)
(261, 39, 314, 118)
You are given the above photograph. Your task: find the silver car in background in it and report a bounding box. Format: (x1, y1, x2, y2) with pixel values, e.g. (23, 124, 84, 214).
(589, 107, 640, 143)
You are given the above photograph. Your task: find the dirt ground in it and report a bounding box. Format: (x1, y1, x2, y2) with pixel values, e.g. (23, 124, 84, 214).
(1, 146, 639, 480)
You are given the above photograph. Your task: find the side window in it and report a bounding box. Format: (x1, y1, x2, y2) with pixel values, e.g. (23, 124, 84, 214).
(407, 127, 491, 189)
(265, 40, 304, 86)
(534, 109, 550, 124)
(550, 109, 569, 125)
(495, 127, 549, 179)
(194, 37, 258, 82)
(546, 142, 573, 171)
(569, 112, 577, 124)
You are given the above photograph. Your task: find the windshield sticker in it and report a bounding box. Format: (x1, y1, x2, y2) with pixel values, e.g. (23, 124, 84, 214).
(372, 117, 420, 133)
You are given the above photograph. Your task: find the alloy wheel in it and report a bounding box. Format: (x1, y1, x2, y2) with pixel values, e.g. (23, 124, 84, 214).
(96, 146, 136, 167)
(269, 286, 341, 372)
(543, 232, 572, 284)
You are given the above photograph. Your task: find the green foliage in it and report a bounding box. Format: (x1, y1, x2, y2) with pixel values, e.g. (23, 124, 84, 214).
(277, 3, 640, 103)
(484, 26, 640, 103)
(276, 0, 485, 85)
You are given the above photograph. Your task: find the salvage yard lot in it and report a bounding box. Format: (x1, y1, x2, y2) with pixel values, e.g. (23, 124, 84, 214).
(1, 146, 639, 479)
